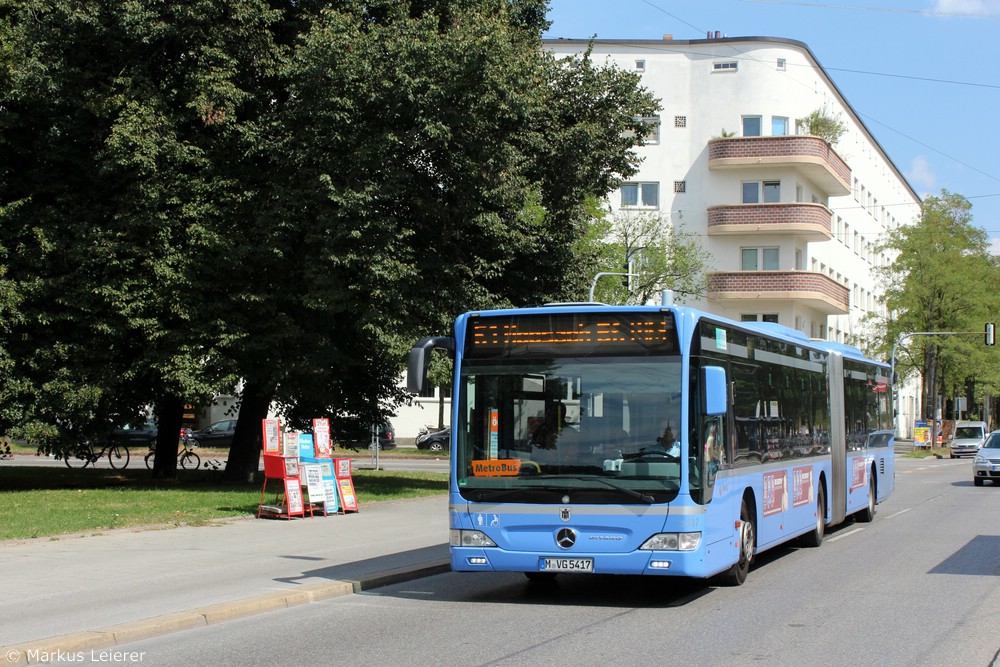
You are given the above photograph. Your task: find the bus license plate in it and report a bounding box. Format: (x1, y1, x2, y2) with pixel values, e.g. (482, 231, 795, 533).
(540, 557, 593, 573)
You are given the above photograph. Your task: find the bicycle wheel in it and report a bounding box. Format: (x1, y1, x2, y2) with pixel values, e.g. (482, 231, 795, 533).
(144, 450, 154, 470)
(63, 444, 92, 469)
(179, 450, 200, 470)
(107, 444, 130, 469)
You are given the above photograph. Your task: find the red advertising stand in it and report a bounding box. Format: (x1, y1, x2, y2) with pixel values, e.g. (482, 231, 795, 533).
(334, 457, 359, 513)
(258, 420, 306, 519)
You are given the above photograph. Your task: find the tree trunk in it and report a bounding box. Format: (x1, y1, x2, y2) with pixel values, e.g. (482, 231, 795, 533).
(152, 394, 184, 479)
(222, 381, 273, 483)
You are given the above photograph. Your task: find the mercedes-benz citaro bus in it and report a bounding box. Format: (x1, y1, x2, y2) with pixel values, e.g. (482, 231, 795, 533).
(407, 303, 894, 585)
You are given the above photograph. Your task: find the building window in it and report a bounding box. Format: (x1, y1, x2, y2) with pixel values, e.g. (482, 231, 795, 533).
(674, 115, 686, 128)
(742, 116, 762, 137)
(673, 181, 686, 193)
(743, 313, 779, 323)
(713, 61, 738, 72)
(620, 182, 659, 208)
(635, 59, 646, 72)
(772, 116, 789, 136)
(742, 180, 780, 203)
(641, 116, 660, 144)
(741, 247, 779, 271)
(776, 58, 786, 71)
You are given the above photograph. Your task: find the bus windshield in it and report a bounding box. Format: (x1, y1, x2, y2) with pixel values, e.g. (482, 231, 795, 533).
(455, 355, 684, 504)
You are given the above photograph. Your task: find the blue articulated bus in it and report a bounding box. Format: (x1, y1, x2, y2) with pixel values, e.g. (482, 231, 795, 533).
(407, 304, 894, 585)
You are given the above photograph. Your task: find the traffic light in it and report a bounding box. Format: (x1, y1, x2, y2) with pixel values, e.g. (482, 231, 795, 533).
(622, 260, 634, 290)
(987, 322, 996, 346)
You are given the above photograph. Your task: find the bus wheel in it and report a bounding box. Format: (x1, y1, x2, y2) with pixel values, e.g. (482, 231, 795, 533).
(856, 475, 876, 523)
(800, 485, 825, 548)
(723, 498, 755, 586)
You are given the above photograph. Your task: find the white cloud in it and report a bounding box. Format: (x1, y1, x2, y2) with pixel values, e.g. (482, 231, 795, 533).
(991, 237, 1000, 256)
(905, 156, 937, 192)
(932, 0, 1000, 15)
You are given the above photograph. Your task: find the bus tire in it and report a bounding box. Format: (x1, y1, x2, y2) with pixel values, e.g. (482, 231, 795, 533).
(856, 473, 876, 523)
(800, 484, 825, 548)
(723, 497, 755, 586)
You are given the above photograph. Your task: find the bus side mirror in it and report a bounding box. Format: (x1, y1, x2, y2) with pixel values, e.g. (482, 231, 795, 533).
(406, 336, 455, 394)
(701, 366, 727, 416)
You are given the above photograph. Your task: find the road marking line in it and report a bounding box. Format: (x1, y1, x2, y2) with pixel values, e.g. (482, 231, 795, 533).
(828, 527, 865, 542)
(885, 508, 911, 519)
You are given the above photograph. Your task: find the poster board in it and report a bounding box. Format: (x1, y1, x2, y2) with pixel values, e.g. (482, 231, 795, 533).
(284, 478, 305, 517)
(282, 431, 300, 457)
(319, 459, 340, 513)
(334, 457, 358, 512)
(262, 418, 282, 454)
(298, 432, 315, 460)
(337, 477, 359, 512)
(302, 463, 326, 514)
(313, 418, 332, 458)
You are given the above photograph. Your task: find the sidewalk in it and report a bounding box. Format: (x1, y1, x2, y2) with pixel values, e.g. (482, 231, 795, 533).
(0, 495, 449, 665)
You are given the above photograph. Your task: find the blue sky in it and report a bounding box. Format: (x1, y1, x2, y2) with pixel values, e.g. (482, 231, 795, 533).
(543, 0, 1000, 254)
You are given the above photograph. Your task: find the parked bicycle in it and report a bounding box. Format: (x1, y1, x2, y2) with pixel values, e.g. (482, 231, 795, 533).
(145, 434, 200, 470)
(63, 437, 130, 469)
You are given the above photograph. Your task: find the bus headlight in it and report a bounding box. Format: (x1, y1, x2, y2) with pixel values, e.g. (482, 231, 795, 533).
(450, 529, 497, 548)
(640, 532, 701, 552)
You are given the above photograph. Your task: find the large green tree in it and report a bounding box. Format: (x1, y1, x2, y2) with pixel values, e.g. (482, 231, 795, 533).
(0, 0, 286, 465)
(1, 0, 659, 480)
(870, 190, 1000, 426)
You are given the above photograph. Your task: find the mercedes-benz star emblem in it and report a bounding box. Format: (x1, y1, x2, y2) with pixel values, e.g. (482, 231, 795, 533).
(556, 528, 576, 549)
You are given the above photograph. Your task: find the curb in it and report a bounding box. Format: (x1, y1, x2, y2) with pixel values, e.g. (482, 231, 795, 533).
(0, 559, 449, 665)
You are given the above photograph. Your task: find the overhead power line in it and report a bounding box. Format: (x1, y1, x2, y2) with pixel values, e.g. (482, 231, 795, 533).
(740, 0, 1000, 18)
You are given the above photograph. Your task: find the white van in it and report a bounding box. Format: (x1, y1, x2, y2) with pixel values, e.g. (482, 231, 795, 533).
(951, 421, 988, 458)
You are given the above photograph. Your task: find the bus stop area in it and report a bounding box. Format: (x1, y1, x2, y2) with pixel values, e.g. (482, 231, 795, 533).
(0, 494, 449, 665)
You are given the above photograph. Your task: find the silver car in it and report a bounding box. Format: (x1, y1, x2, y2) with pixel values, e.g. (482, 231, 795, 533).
(972, 430, 1000, 487)
(951, 421, 987, 458)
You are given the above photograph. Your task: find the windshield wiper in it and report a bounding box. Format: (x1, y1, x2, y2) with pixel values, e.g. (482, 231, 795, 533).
(569, 475, 655, 504)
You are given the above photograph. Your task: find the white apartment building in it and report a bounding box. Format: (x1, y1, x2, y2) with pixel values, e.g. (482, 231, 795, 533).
(396, 34, 922, 439)
(544, 34, 922, 437)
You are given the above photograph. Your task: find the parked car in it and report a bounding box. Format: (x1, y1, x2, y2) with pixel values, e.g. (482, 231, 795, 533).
(972, 430, 1000, 486)
(110, 420, 158, 447)
(189, 419, 238, 448)
(950, 420, 988, 458)
(416, 427, 450, 452)
(343, 422, 396, 451)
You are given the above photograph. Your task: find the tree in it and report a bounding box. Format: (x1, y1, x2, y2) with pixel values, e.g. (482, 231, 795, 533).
(1, 0, 659, 481)
(588, 210, 710, 306)
(0, 0, 277, 464)
(868, 190, 1000, 427)
(796, 107, 847, 145)
(216, 2, 659, 480)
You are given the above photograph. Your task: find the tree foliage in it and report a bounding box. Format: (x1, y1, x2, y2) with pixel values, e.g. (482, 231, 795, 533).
(0, 0, 659, 479)
(587, 210, 710, 306)
(796, 107, 847, 145)
(868, 190, 1000, 420)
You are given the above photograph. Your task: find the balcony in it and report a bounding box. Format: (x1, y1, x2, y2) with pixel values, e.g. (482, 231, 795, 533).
(708, 271, 849, 315)
(707, 202, 832, 241)
(708, 136, 851, 196)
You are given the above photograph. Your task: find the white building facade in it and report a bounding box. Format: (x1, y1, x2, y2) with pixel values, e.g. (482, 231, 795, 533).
(396, 35, 923, 439)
